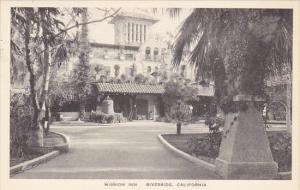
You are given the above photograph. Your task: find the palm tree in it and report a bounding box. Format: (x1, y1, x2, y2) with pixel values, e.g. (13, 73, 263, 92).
(74, 8, 90, 120)
(171, 8, 292, 179)
(173, 9, 291, 102)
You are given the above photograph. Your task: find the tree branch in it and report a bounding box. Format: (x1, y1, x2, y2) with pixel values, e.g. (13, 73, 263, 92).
(32, 8, 121, 63)
(53, 8, 121, 40)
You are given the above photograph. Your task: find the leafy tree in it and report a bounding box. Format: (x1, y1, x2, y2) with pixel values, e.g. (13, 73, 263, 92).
(48, 71, 77, 122)
(120, 74, 128, 82)
(170, 102, 193, 135)
(163, 77, 199, 134)
(160, 71, 169, 83)
(163, 78, 198, 112)
(114, 64, 120, 78)
(11, 8, 70, 146)
(11, 7, 121, 147)
(134, 73, 146, 84)
(94, 64, 104, 80)
(130, 63, 137, 77)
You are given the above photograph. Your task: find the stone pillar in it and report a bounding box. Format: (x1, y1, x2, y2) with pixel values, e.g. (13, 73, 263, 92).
(128, 22, 131, 43)
(102, 96, 114, 114)
(132, 23, 135, 43)
(140, 24, 142, 43)
(215, 95, 278, 179)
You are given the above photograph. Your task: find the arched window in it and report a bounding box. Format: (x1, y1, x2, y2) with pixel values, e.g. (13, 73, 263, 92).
(145, 47, 151, 60)
(153, 47, 159, 61)
(154, 48, 159, 55)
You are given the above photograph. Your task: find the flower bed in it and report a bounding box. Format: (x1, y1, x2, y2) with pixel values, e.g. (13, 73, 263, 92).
(162, 131, 291, 172)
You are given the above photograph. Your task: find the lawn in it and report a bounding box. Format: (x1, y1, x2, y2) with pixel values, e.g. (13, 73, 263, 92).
(162, 131, 291, 172)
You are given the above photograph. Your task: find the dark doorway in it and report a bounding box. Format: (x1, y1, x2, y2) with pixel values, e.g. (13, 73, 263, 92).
(136, 99, 148, 120)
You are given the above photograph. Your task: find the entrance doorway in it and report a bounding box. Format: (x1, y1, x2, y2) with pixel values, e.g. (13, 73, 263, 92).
(136, 99, 148, 120)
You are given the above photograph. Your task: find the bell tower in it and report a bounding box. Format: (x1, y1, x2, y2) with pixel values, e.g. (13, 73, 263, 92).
(109, 11, 159, 46)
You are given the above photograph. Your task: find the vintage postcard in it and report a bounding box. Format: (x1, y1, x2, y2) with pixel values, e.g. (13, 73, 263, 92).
(1, 0, 299, 190)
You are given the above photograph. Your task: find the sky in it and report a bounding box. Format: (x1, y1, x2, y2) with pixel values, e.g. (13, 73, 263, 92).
(85, 8, 192, 44)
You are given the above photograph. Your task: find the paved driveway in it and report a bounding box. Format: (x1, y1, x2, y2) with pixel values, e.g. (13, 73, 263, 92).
(13, 121, 220, 179)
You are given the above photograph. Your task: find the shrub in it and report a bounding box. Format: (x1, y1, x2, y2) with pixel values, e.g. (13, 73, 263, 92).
(188, 116, 223, 158)
(187, 117, 292, 172)
(90, 112, 124, 124)
(188, 132, 222, 158)
(106, 115, 114, 123)
(268, 132, 291, 172)
(10, 92, 32, 158)
(205, 116, 224, 133)
(113, 113, 124, 123)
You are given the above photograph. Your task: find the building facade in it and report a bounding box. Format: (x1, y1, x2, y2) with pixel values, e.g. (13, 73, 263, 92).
(66, 11, 196, 83)
(59, 11, 202, 121)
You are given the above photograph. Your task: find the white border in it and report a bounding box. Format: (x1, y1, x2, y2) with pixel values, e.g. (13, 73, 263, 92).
(1, 1, 299, 190)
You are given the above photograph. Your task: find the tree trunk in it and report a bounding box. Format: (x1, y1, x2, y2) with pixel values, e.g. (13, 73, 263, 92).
(39, 9, 53, 133)
(24, 9, 44, 147)
(78, 8, 89, 120)
(79, 102, 85, 121)
(176, 122, 181, 135)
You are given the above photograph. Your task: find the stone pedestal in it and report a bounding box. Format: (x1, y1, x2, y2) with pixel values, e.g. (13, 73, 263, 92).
(216, 98, 278, 179)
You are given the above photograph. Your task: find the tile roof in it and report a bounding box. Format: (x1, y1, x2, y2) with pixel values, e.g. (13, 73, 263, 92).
(90, 42, 139, 51)
(94, 83, 165, 94)
(94, 82, 214, 97)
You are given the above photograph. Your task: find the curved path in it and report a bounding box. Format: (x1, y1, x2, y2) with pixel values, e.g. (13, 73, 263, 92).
(13, 121, 220, 179)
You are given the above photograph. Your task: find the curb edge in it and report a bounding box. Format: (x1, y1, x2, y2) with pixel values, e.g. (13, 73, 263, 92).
(10, 150, 59, 176)
(10, 132, 70, 176)
(157, 134, 216, 171)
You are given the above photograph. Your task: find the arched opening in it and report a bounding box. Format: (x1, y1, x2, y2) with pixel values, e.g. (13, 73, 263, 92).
(153, 47, 159, 61)
(147, 66, 152, 73)
(145, 47, 151, 60)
